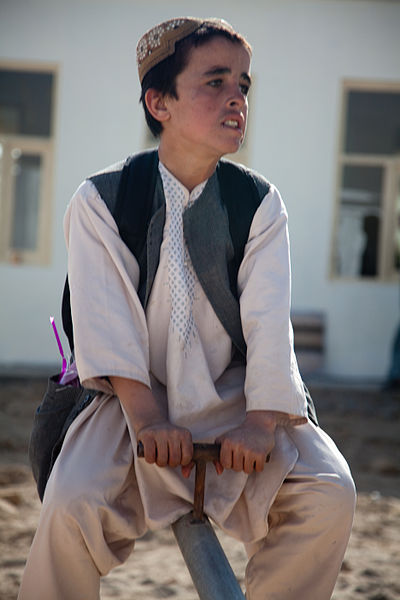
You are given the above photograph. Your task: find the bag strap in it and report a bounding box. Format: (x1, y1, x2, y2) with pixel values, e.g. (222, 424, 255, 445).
(61, 277, 74, 352)
(113, 150, 159, 256)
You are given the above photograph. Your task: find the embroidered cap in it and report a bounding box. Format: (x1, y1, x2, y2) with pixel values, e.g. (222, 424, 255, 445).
(136, 17, 238, 84)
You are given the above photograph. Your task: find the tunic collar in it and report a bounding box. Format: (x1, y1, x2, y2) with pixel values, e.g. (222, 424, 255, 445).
(158, 161, 208, 209)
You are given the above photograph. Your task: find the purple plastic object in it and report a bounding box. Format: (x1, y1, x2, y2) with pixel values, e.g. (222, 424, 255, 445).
(50, 316, 67, 379)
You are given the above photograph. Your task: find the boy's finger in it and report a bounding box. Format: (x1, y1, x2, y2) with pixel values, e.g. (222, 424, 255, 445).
(181, 461, 195, 478)
(219, 444, 233, 470)
(155, 441, 168, 467)
(181, 439, 194, 466)
(213, 460, 224, 475)
(243, 454, 257, 474)
(167, 440, 182, 468)
(139, 438, 156, 464)
(232, 452, 245, 472)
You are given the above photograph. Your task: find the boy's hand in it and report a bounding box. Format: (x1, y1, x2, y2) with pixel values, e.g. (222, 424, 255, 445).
(110, 376, 194, 476)
(215, 410, 277, 475)
(137, 421, 193, 471)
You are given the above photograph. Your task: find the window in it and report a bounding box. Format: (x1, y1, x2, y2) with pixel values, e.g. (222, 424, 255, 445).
(332, 81, 400, 281)
(0, 65, 56, 265)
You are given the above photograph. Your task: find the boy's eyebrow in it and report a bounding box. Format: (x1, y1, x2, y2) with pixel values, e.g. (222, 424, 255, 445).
(203, 66, 252, 85)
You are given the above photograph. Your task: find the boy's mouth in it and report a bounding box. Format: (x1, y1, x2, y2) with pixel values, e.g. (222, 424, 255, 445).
(222, 114, 245, 134)
(223, 119, 240, 129)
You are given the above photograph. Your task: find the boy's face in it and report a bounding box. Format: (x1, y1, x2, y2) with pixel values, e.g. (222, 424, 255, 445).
(160, 37, 251, 163)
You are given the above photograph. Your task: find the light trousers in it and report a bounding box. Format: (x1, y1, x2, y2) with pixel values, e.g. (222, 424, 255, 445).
(19, 395, 355, 600)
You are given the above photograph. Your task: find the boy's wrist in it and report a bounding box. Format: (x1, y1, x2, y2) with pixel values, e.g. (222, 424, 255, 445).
(110, 376, 168, 436)
(245, 410, 281, 432)
(246, 409, 305, 429)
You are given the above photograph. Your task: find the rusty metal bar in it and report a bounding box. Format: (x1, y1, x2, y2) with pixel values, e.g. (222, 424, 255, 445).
(136, 441, 221, 462)
(193, 458, 207, 522)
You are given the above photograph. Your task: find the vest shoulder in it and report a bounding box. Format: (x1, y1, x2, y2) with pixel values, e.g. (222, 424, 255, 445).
(86, 149, 158, 212)
(87, 159, 126, 181)
(87, 148, 158, 180)
(86, 159, 126, 212)
(219, 159, 271, 200)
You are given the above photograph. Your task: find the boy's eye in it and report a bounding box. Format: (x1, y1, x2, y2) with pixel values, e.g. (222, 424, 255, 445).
(208, 79, 222, 88)
(206, 79, 250, 95)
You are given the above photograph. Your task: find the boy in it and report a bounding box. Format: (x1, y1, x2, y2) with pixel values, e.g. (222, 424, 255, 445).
(19, 17, 355, 599)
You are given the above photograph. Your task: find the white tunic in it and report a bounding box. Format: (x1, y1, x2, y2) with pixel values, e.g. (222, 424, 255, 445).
(63, 161, 308, 542)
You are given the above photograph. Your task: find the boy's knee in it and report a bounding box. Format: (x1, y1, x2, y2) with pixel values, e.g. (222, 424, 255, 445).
(318, 468, 356, 526)
(340, 472, 357, 520)
(334, 465, 356, 507)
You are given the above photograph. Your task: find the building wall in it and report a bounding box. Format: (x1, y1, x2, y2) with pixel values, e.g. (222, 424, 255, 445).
(1, 0, 399, 379)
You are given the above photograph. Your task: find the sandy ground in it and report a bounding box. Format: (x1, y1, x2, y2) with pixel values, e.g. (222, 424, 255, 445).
(0, 377, 399, 599)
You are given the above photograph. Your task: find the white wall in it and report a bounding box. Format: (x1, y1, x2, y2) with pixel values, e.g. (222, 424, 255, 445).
(1, 0, 399, 379)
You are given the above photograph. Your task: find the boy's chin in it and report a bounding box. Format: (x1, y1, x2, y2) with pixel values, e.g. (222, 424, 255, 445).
(220, 141, 243, 157)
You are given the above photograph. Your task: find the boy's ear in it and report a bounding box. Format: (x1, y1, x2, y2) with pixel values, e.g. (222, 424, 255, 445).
(144, 89, 171, 123)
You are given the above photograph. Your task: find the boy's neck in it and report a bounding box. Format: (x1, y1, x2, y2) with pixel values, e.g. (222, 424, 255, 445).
(158, 142, 220, 192)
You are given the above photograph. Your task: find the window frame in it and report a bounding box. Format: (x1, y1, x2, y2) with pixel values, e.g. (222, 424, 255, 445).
(0, 61, 57, 266)
(331, 79, 400, 283)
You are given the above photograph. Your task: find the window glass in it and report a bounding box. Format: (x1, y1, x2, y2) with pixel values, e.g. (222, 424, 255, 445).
(345, 91, 400, 155)
(11, 152, 41, 251)
(0, 70, 54, 137)
(336, 165, 383, 277)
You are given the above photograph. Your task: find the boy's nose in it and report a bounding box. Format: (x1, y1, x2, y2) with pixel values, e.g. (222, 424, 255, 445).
(227, 86, 246, 108)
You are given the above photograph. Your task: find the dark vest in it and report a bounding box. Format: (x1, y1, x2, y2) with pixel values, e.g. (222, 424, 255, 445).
(84, 150, 270, 357)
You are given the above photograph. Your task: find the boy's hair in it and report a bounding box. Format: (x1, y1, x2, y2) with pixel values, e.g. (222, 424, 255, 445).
(139, 22, 252, 138)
